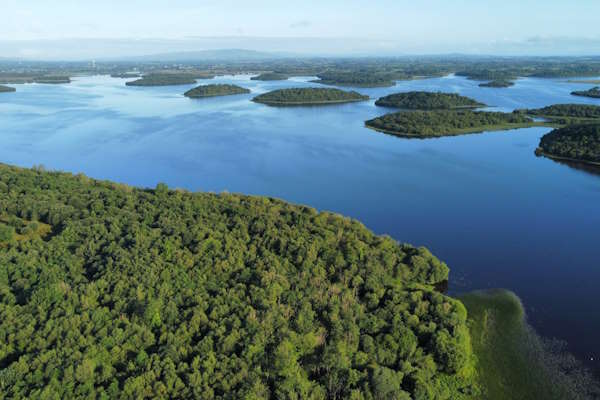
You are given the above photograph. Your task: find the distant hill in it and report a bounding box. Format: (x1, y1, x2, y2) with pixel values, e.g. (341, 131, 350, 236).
(128, 48, 288, 62)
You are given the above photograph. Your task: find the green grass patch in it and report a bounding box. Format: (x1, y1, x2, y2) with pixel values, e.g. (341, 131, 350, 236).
(459, 289, 599, 400)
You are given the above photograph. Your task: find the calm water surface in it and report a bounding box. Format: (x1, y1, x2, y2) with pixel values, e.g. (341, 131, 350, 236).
(1, 73, 599, 372)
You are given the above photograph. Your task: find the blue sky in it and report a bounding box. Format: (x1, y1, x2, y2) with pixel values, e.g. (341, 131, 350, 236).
(2, 0, 600, 58)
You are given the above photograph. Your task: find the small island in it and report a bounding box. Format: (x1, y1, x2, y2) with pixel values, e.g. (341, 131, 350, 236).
(126, 74, 198, 87)
(519, 103, 600, 124)
(184, 84, 250, 98)
(375, 91, 485, 110)
(571, 86, 600, 99)
(250, 72, 288, 81)
(0, 84, 16, 93)
(568, 80, 600, 84)
(252, 87, 369, 106)
(110, 72, 141, 78)
(365, 110, 536, 138)
(312, 71, 396, 88)
(34, 76, 71, 84)
(535, 123, 600, 166)
(479, 80, 515, 88)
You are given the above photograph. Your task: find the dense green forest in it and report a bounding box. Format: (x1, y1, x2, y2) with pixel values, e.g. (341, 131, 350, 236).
(126, 74, 199, 87)
(518, 104, 600, 125)
(184, 84, 250, 98)
(478, 80, 514, 88)
(571, 87, 600, 98)
(0, 85, 16, 93)
(253, 88, 369, 106)
(0, 73, 71, 84)
(34, 76, 71, 84)
(0, 164, 478, 399)
(374, 92, 484, 110)
(312, 72, 397, 88)
(251, 73, 288, 81)
(535, 124, 600, 164)
(365, 110, 535, 138)
(111, 73, 141, 79)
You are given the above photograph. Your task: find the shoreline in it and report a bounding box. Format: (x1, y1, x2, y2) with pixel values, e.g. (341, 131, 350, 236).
(252, 98, 368, 106)
(535, 149, 600, 167)
(365, 121, 549, 139)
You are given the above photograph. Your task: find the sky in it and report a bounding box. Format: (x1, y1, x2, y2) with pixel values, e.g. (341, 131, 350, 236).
(1, 0, 600, 59)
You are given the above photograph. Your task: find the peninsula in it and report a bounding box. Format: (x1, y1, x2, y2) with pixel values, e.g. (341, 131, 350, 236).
(250, 72, 288, 81)
(252, 87, 368, 106)
(0, 84, 16, 93)
(0, 163, 476, 399)
(571, 86, 600, 98)
(375, 91, 485, 109)
(184, 84, 250, 98)
(519, 103, 600, 124)
(535, 123, 600, 166)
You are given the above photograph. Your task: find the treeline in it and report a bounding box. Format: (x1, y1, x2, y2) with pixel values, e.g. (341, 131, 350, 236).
(250, 72, 288, 81)
(479, 80, 514, 88)
(571, 87, 600, 99)
(252, 88, 368, 105)
(375, 91, 484, 110)
(312, 71, 397, 88)
(184, 84, 250, 98)
(518, 104, 600, 125)
(0, 85, 16, 93)
(126, 74, 199, 87)
(365, 110, 534, 138)
(0, 164, 478, 399)
(536, 124, 600, 164)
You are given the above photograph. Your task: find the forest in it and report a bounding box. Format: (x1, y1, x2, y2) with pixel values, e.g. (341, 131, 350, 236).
(184, 84, 250, 98)
(374, 91, 484, 110)
(478, 80, 514, 88)
(250, 73, 289, 81)
(535, 124, 600, 164)
(571, 87, 600, 99)
(518, 104, 600, 125)
(252, 88, 369, 106)
(0, 85, 16, 93)
(111, 73, 141, 79)
(365, 110, 535, 138)
(126, 74, 199, 87)
(0, 164, 478, 399)
(312, 71, 398, 88)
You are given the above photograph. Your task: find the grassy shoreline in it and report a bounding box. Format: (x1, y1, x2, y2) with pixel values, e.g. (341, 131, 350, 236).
(459, 290, 599, 400)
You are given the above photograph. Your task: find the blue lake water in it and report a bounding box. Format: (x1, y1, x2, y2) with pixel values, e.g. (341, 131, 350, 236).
(1, 73, 600, 372)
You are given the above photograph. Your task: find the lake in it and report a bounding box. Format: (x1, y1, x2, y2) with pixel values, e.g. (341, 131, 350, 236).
(1, 73, 599, 373)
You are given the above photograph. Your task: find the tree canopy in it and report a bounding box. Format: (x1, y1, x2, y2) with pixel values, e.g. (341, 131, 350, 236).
(184, 84, 250, 98)
(365, 110, 534, 138)
(126, 74, 200, 87)
(252, 88, 369, 106)
(536, 124, 600, 164)
(571, 87, 600, 99)
(251, 73, 289, 81)
(478, 80, 514, 88)
(0, 85, 16, 93)
(374, 92, 484, 110)
(0, 164, 478, 399)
